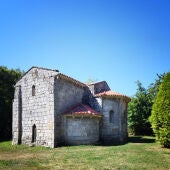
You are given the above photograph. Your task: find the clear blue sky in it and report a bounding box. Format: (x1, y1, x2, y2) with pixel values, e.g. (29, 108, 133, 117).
(0, 0, 170, 96)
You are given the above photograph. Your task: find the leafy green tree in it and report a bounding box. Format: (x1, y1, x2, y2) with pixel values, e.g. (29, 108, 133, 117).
(149, 72, 170, 148)
(148, 73, 165, 101)
(0, 66, 23, 141)
(128, 81, 153, 135)
(85, 77, 98, 84)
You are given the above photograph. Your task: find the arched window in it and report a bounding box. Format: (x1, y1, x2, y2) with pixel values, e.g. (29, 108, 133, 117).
(32, 124, 36, 143)
(32, 85, 35, 96)
(109, 110, 114, 123)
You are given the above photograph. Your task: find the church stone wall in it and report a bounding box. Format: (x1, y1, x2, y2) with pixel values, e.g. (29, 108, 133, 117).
(64, 117, 100, 145)
(12, 67, 129, 147)
(54, 78, 85, 145)
(12, 86, 22, 144)
(13, 68, 58, 147)
(120, 100, 128, 142)
(101, 98, 128, 144)
(82, 89, 103, 113)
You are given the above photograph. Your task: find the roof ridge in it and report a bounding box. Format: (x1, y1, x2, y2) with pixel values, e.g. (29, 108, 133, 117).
(62, 103, 102, 116)
(15, 66, 87, 87)
(57, 73, 86, 87)
(95, 90, 131, 101)
(15, 66, 59, 85)
(86, 80, 106, 85)
(31, 66, 59, 72)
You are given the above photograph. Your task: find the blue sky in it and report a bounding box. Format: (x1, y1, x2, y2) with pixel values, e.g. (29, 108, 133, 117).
(0, 0, 170, 96)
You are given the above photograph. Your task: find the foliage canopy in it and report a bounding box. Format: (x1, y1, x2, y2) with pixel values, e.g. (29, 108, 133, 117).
(0, 66, 22, 140)
(128, 81, 153, 135)
(149, 72, 170, 148)
(128, 74, 164, 136)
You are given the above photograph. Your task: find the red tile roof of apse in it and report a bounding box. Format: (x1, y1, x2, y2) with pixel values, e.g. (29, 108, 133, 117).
(95, 90, 131, 101)
(63, 103, 102, 117)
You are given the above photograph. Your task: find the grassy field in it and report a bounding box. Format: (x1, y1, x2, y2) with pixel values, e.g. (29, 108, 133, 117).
(0, 136, 169, 170)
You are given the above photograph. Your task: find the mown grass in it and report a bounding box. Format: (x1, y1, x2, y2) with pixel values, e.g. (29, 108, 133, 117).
(0, 136, 169, 170)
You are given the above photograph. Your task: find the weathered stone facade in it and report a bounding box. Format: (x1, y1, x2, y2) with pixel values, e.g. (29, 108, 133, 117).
(12, 67, 130, 147)
(64, 117, 100, 145)
(13, 68, 57, 147)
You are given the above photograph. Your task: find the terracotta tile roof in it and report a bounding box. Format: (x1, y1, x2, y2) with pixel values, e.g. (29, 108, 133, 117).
(63, 103, 102, 117)
(95, 90, 131, 101)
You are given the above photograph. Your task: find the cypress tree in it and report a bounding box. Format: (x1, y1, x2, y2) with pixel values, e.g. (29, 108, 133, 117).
(150, 72, 170, 148)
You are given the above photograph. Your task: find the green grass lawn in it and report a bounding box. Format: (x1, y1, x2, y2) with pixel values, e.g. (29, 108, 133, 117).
(0, 136, 169, 170)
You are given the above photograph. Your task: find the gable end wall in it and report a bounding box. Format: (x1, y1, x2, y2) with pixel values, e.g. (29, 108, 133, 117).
(13, 68, 58, 147)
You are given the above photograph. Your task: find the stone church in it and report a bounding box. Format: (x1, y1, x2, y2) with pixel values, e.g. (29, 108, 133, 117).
(12, 67, 130, 147)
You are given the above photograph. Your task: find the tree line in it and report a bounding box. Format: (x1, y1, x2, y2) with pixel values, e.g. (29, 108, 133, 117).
(0, 66, 23, 141)
(128, 72, 170, 148)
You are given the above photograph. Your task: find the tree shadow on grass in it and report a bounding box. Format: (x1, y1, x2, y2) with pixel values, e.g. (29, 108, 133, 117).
(128, 136, 155, 144)
(95, 136, 155, 146)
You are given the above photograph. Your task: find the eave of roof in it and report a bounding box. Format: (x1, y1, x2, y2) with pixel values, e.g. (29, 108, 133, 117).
(56, 73, 86, 88)
(95, 90, 131, 102)
(86, 80, 106, 86)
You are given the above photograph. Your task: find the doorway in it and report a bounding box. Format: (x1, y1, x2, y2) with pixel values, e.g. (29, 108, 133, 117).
(32, 124, 36, 143)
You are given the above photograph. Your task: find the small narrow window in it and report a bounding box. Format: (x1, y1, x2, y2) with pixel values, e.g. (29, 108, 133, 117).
(32, 124, 36, 143)
(109, 110, 114, 123)
(32, 85, 35, 96)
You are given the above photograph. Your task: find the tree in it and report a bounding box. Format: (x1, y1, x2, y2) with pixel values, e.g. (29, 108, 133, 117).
(148, 73, 165, 101)
(149, 72, 170, 148)
(128, 74, 165, 136)
(85, 77, 98, 84)
(0, 66, 23, 141)
(128, 81, 153, 135)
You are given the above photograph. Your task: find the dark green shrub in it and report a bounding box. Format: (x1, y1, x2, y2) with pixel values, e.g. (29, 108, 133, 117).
(128, 81, 153, 135)
(149, 72, 170, 148)
(0, 66, 23, 140)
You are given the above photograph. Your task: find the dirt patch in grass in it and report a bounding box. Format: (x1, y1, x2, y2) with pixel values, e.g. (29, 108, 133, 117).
(146, 145, 170, 152)
(0, 152, 34, 160)
(68, 146, 107, 151)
